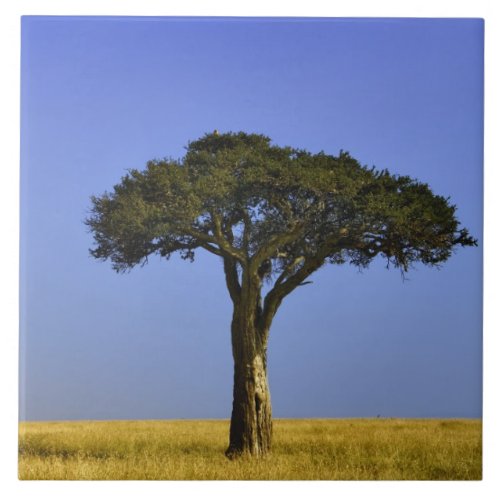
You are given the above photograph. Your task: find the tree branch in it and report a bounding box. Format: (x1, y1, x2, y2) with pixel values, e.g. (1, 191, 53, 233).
(198, 242, 224, 257)
(223, 256, 241, 305)
(209, 210, 247, 263)
(274, 256, 305, 287)
(241, 208, 252, 258)
(260, 232, 364, 331)
(250, 222, 305, 272)
(184, 226, 220, 247)
(184, 221, 245, 263)
(260, 252, 325, 332)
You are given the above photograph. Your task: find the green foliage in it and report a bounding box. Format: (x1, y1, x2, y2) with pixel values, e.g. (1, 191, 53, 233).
(86, 131, 476, 280)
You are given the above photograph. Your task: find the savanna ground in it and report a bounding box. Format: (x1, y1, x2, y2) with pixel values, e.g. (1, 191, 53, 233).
(18, 419, 481, 480)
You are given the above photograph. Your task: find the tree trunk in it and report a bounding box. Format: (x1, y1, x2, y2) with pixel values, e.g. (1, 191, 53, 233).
(225, 307, 272, 458)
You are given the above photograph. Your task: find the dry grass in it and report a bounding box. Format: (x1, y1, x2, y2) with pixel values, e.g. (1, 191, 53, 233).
(18, 418, 481, 480)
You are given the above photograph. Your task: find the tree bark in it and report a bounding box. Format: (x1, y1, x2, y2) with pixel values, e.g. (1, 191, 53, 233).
(225, 303, 272, 458)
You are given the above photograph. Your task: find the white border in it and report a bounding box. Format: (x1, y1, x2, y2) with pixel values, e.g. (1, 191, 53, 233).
(1, 1, 497, 499)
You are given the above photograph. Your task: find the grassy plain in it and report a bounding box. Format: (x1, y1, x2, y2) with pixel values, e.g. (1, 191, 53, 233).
(18, 418, 481, 480)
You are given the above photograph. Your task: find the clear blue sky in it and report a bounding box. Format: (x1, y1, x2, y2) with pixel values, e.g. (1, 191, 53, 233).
(20, 17, 483, 421)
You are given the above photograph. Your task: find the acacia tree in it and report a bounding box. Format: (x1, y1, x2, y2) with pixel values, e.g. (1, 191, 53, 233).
(86, 131, 476, 458)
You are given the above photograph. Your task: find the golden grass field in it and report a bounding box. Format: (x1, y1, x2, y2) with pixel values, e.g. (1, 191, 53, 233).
(18, 418, 481, 480)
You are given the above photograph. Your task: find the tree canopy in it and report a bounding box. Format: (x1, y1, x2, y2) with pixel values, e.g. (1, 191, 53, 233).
(87, 131, 476, 293)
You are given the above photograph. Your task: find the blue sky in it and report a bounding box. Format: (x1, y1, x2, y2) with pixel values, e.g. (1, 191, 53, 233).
(20, 17, 483, 420)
